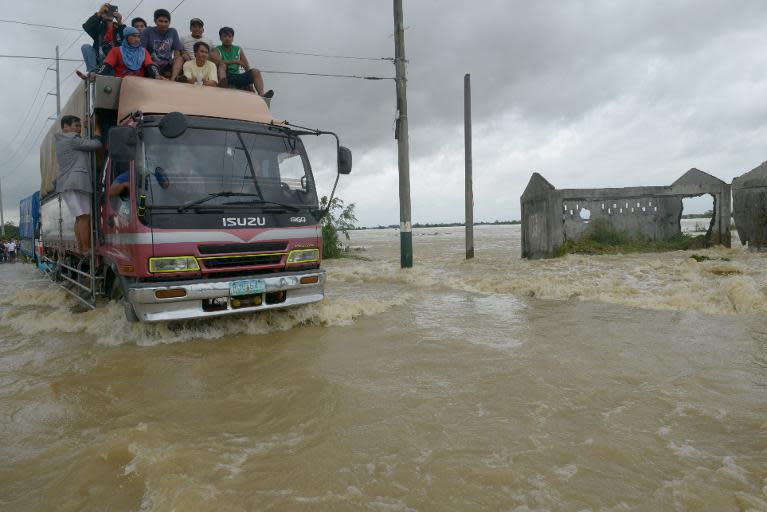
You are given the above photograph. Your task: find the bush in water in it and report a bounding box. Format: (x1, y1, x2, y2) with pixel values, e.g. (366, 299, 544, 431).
(320, 196, 358, 259)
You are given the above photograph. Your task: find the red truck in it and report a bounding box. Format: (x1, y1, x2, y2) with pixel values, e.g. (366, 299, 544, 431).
(38, 76, 351, 322)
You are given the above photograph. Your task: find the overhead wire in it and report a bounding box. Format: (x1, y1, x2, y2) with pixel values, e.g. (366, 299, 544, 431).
(0, 19, 82, 31)
(244, 46, 392, 62)
(170, 0, 187, 13)
(0, 67, 50, 154)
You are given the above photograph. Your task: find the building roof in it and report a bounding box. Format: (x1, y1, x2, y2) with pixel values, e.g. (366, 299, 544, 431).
(117, 76, 281, 126)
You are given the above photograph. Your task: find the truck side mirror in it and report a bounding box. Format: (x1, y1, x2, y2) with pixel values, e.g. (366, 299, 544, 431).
(108, 126, 137, 161)
(338, 146, 352, 175)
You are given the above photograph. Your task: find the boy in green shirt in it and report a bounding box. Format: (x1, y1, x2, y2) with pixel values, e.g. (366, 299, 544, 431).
(211, 26, 273, 97)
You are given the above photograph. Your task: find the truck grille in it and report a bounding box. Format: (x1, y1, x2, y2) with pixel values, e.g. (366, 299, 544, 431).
(198, 242, 288, 255)
(201, 253, 284, 269)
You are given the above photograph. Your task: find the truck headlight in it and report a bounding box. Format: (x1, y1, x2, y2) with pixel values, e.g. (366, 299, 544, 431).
(287, 248, 320, 264)
(148, 256, 200, 273)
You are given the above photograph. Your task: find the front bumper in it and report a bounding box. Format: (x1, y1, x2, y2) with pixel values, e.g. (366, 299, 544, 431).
(126, 269, 325, 322)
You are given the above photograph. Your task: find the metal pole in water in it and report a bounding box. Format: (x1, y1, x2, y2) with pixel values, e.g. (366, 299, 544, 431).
(464, 73, 474, 259)
(393, 0, 413, 268)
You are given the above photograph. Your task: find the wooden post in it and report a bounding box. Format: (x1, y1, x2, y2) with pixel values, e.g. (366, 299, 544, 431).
(464, 73, 474, 259)
(393, 0, 413, 268)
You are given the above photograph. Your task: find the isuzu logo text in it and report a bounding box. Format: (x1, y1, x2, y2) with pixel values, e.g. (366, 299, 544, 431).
(222, 217, 267, 227)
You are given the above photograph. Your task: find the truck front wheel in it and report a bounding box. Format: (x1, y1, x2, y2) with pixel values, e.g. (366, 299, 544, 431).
(109, 273, 139, 323)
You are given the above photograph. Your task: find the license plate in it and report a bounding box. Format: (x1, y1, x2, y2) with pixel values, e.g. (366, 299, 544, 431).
(230, 279, 266, 297)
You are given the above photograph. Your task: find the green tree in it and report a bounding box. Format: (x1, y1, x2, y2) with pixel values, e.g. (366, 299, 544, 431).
(1, 222, 19, 239)
(319, 196, 358, 259)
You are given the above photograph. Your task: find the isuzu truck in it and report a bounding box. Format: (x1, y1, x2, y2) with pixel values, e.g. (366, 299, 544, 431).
(37, 76, 351, 322)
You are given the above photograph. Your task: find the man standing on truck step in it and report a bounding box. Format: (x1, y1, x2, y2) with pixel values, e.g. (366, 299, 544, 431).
(55, 116, 102, 253)
(212, 27, 274, 98)
(81, 3, 125, 72)
(140, 8, 183, 80)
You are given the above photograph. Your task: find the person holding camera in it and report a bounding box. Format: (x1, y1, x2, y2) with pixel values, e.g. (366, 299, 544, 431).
(81, 3, 125, 72)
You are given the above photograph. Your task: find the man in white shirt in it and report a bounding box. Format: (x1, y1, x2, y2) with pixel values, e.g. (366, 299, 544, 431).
(180, 41, 218, 86)
(180, 18, 215, 62)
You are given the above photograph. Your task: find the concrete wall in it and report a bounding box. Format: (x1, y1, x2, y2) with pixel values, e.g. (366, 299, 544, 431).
(732, 161, 767, 250)
(521, 169, 731, 259)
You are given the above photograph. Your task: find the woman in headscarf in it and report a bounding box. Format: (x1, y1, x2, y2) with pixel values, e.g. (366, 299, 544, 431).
(90, 26, 162, 79)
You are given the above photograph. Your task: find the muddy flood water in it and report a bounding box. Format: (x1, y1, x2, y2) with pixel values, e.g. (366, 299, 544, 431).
(1, 224, 765, 511)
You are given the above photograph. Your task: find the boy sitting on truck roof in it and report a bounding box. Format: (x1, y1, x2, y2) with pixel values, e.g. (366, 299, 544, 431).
(212, 27, 273, 98)
(181, 18, 215, 63)
(55, 115, 102, 253)
(179, 42, 218, 86)
(131, 17, 147, 33)
(140, 8, 183, 80)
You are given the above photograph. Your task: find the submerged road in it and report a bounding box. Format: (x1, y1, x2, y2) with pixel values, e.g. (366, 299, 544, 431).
(0, 225, 765, 511)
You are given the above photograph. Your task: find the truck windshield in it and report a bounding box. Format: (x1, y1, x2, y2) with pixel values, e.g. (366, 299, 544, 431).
(142, 127, 318, 210)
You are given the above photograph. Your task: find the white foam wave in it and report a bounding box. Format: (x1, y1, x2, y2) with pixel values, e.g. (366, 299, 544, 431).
(0, 287, 411, 346)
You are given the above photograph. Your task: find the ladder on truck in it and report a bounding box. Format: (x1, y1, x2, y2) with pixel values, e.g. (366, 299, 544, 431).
(43, 79, 103, 310)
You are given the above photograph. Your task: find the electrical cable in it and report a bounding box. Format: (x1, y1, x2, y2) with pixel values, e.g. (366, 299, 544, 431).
(0, 54, 82, 62)
(0, 67, 50, 154)
(0, 118, 53, 180)
(243, 46, 393, 62)
(260, 69, 395, 80)
(0, 18, 81, 31)
(0, 94, 51, 167)
(170, 0, 187, 13)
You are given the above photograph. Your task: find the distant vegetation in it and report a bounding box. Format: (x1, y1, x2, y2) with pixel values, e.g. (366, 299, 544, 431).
(356, 220, 521, 230)
(556, 218, 708, 257)
(1, 222, 19, 239)
(681, 209, 713, 219)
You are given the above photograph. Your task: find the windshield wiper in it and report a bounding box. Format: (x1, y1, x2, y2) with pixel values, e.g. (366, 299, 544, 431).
(222, 199, 301, 212)
(177, 192, 261, 213)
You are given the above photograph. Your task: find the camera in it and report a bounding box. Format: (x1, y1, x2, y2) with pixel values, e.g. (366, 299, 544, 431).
(105, 4, 118, 17)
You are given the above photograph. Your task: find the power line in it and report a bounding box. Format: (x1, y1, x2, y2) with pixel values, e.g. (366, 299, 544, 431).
(243, 46, 393, 62)
(260, 69, 395, 80)
(0, 94, 51, 167)
(171, 0, 187, 13)
(0, 18, 81, 31)
(0, 118, 53, 180)
(0, 67, 50, 157)
(0, 55, 82, 62)
(0, 53, 394, 80)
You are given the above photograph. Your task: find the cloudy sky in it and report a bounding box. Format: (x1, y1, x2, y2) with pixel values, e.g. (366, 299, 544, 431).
(2, 0, 767, 226)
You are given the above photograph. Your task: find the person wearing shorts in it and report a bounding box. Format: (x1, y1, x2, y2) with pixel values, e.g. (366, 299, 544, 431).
(212, 27, 273, 97)
(55, 115, 102, 252)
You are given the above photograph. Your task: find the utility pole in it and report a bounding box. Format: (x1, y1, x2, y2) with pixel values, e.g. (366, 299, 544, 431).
(47, 45, 60, 119)
(393, 0, 413, 268)
(0, 178, 5, 236)
(464, 74, 474, 259)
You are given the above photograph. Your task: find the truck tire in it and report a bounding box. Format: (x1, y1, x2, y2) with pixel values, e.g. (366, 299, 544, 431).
(109, 273, 139, 323)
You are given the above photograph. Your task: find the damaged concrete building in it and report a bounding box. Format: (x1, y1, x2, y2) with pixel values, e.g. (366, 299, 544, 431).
(732, 161, 767, 251)
(521, 169, 731, 259)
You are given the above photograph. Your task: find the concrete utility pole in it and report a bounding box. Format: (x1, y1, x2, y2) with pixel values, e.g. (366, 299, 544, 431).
(47, 45, 60, 119)
(464, 73, 474, 259)
(393, 0, 413, 268)
(0, 178, 5, 236)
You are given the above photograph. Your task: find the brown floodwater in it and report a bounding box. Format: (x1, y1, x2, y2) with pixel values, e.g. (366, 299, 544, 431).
(0, 224, 765, 511)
